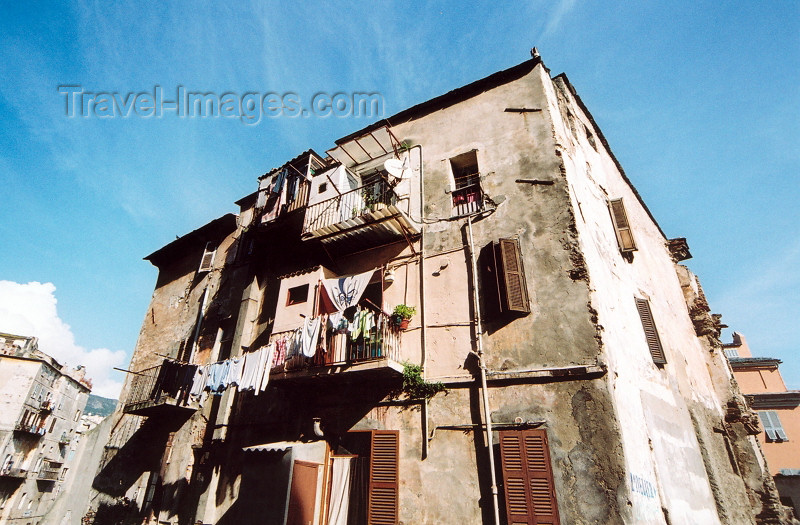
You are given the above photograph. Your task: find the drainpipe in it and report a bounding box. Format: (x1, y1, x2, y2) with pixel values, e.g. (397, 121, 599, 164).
(409, 144, 430, 460)
(467, 214, 501, 525)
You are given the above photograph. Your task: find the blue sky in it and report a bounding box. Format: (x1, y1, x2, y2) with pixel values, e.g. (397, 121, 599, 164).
(0, 1, 798, 396)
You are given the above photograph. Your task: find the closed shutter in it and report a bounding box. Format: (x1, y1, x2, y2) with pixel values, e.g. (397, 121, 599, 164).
(368, 430, 399, 525)
(608, 199, 637, 252)
(198, 242, 216, 272)
(499, 429, 560, 525)
(495, 238, 531, 314)
(635, 298, 666, 365)
(759, 411, 789, 441)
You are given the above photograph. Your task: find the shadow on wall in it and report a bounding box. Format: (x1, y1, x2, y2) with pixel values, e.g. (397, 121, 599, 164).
(91, 415, 188, 498)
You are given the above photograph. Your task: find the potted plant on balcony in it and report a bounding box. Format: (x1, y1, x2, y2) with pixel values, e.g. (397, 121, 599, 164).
(392, 304, 416, 330)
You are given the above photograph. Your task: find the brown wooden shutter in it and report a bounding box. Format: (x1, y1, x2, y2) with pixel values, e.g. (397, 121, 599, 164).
(499, 429, 560, 525)
(495, 238, 530, 314)
(608, 199, 637, 252)
(635, 298, 666, 364)
(368, 430, 399, 525)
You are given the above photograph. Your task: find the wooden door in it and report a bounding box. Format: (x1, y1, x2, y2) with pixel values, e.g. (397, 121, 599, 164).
(287, 460, 320, 525)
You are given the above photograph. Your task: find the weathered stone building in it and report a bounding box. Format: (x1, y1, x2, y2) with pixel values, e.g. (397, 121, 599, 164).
(88, 54, 790, 524)
(0, 332, 91, 524)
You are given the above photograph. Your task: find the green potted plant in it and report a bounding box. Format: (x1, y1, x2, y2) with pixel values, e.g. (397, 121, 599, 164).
(392, 304, 416, 330)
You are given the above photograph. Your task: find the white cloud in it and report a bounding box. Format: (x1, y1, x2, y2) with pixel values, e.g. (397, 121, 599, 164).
(0, 280, 126, 398)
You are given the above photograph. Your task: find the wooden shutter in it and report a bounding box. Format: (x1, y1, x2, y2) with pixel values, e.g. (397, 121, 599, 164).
(198, 242, 216, 272)
(499, 429, 560, 525)
(368, 430, 399, 525)
(635, 298, 666, 365)
(608, 199, 637, 252)
(495, 238, 531, 314)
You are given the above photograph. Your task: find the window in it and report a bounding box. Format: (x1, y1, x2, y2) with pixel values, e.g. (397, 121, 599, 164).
(723, 347, 739, 358)
(48, 417, 56, 433)
(73, 410, 81, 422)
(482, 238, 531, 317)
(583, 123, 597, 151)
(759, 411, 789, 442)
(635, 298, 666, 365)
(450, 151, 483, 216)
(608, 198, 637, 253)
(318, 182, 328, 194)
(287, 284, 309, 306)
(499, 429, 560, 525)
(198, 242, 217, 273)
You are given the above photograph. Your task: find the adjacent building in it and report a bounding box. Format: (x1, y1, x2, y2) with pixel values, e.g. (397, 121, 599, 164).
(726, 332, 800, 517)
(0, 332, 91, 524)
(86, 53, 791, 524)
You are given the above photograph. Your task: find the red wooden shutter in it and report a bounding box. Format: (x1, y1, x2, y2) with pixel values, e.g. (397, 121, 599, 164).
(608, 199, 637, 252)
(496, 238, 530, 314)
(635, 298, 666, 364)
(368, 430, 399, 525)
(499, 429, 560, 525)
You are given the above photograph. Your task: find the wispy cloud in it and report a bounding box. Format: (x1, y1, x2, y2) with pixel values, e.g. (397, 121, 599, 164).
(543, 0, 578, 40)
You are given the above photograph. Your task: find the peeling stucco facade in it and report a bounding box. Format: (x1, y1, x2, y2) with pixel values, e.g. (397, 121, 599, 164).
(69, 56, 789, 524)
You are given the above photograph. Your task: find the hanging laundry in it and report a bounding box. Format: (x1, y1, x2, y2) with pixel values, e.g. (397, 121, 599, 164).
(301, 316, 321, 357)
(228, 357, 243, 387)
(258, 345, 276, 393)
(272, 338, 288, 368)
(322, 269, 375, 311)
(190, 365, 208, 397)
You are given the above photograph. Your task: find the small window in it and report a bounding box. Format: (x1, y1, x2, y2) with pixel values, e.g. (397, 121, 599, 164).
(48, 418, 56, 433)
(759, 411, 789, 442)
(608, 198, 637, 253)
(287, 284, 309, 306)
(450, 151, 483, 216)
(635, 298, 666, 365)
(73, 410, 80, 422)
(318, 182, 328, 194)
(198, 242, 217, 273)
(723, 347, 739, 358)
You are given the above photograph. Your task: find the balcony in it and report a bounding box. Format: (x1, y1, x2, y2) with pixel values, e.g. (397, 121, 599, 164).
(301, 179, 418, 253)
(122, 363, 196, 418)
(270, 307, 406, 383)
(37, 467, 61, 481)
(38, 399, 54, 412)
(14, 421, 45, 437)
(0, 467, 27, 478)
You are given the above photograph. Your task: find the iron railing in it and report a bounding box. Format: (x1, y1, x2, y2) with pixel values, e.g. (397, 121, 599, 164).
(123, 364, 163, 413)
(451, 180, 484, 217)
(302, 179, 399, 236)
(280, 305, 402, 372)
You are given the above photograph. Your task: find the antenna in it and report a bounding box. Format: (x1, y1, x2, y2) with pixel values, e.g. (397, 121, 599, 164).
(384, 157, 410, 179)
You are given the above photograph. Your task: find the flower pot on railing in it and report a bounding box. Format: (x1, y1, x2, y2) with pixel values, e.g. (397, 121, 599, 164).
(392, 304, 416, 331)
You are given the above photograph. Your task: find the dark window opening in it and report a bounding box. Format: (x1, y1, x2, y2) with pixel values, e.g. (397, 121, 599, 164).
(287, 284, 310, 306)
(318, 182, 328, 194)
(450, 151, 483, 216)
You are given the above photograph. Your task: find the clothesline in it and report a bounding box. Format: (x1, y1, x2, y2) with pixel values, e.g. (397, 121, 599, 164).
(150, 303, 394, 406)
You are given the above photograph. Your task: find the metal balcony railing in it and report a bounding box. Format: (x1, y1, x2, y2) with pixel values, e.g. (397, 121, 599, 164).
(123, 364, 163, 413)
(281, 305, 402, 373)
(302, 179, 399, 236)
(451, 180, 484, 217)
